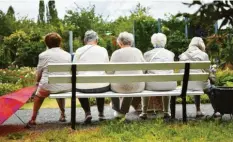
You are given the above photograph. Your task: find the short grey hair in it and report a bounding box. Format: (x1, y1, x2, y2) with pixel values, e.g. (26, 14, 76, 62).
(84, 30, 98, 43)
(151, 33, 167, 48)
(117, 32, 134, 46)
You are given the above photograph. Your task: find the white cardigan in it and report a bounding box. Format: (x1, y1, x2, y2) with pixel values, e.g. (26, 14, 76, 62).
(73, 45, 110, 89)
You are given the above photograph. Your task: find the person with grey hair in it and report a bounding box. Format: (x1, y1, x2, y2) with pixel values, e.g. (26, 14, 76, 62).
(179, 37, 209, 117)
(73, 30, 110, 123)
(139, 33, 177, 119)
(110, 31, 145, 119)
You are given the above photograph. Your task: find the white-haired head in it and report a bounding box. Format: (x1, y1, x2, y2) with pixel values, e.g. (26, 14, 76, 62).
(189, 37, 206, 51)
(151, 33, 167, 48)
(117, 32, 134, 47)
(84, 30, 98, 44)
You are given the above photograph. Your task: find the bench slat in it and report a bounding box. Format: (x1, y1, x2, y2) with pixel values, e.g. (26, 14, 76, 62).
(48, 61, 210, 72)
(48, 73, 209, 83)
(49, 89, 204, 98)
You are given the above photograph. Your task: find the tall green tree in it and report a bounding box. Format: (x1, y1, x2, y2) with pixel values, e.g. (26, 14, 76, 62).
(47, 0, 58, 23)
(65, 5, 104, 43)
(6, 6, 15, 21)
(38, 0, 45, 24)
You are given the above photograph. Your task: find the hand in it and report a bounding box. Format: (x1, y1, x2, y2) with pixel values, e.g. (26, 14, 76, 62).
(36, 82, 39, 86)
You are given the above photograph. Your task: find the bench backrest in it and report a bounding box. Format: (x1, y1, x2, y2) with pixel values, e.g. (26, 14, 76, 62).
(48, 61, 210, 84)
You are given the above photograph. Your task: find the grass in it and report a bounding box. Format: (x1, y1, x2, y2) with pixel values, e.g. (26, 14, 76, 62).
(1, 119, 233, 142)
(21, 98, 81, 109)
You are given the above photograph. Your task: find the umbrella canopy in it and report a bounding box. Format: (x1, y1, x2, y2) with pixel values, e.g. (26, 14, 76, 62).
(0, 86, 36, 125)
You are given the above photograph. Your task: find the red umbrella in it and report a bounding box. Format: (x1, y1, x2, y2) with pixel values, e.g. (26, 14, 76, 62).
(0, 86, 36, 125)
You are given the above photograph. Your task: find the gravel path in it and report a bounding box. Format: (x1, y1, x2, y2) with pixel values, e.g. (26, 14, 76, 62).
(4, 104, 232, 126)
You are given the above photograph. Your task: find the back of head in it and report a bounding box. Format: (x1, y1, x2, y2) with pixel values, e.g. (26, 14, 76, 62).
(189, 37, 206, 51)
(44, 32, 62, 48)
(117, 31, 134, 46)
(151, 33, 167, 48)
(84, 30, 98, 44)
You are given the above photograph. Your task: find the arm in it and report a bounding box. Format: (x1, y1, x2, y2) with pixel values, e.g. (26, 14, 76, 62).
(107, 52, 116, 74)
(36, 54, 47, 85)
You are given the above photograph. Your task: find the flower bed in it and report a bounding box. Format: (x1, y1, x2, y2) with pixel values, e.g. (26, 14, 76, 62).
(0, 67, 36, 96)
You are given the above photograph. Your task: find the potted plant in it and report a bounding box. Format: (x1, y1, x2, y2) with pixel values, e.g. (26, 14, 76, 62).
(207, 30, 233, 116)
(210, 69, 233, 115)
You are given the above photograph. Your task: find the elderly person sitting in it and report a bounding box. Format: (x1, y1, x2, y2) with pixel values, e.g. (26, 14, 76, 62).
(179, 37, 208, 117)
(110, 31, 145, 119)
(140, 33, 177, 119)
(27, 33, 71, 127)
(73, 30, 110, 123)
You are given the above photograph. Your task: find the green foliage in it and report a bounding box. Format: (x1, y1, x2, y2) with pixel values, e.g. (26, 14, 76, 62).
(47, 0, 59, 23)
(134, 16, 157, 53)
(0, 10, 16, 37)
(166, 31, 190, 60)
(0, 67, 36, 86)
(38, 0, 45, 24)
(16, 41, 45, 67)
(65, 5, 104, 42)
(176, 94, 210, 104)
(2, 120, 233, 141)
(6, 6, 16, 21)
(0, 83, 22, 96)
(215, 69, 233, 87)
(3, 30, 30, 65)
(181, 1, 233, 29)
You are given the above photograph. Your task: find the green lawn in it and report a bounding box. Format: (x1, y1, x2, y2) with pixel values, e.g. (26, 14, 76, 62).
(1, 119, 233, 142)
(21, 98, 81, 109)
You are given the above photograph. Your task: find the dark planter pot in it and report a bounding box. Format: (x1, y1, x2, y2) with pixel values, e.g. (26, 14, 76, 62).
(211, 87, 233, 115)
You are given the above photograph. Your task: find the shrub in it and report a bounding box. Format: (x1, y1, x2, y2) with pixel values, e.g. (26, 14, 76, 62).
(215, 69, 233, 87)
(0, 83, 22, 96)
(0, 67, 36, 87)
(176, 94, 210, 104)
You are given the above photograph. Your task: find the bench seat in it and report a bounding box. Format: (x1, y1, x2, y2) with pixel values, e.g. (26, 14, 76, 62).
(50, 88, 204, 98)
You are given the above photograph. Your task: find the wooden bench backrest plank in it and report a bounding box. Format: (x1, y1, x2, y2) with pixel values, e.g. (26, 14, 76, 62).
(48, 61, 210, 72)
(48, 61, 210, 84)
(49, 73, 209, 84)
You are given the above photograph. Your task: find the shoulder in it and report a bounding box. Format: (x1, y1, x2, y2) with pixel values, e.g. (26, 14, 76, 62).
(75, 45, 86, 53)
(98, 46, 108, 52)
(39, 50, 48, 58)
(164, 49, 175, 56)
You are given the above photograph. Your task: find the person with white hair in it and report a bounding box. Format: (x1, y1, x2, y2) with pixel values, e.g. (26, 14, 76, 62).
(139, 33, 177, 119)
(110, 31, 145, 118)
(73, 30, 110, 123)
(179, 37, 208, 117)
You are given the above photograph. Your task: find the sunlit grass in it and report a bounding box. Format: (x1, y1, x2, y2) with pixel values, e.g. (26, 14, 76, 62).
(21, 98, 80, 110)
(1, 119, 233, 142)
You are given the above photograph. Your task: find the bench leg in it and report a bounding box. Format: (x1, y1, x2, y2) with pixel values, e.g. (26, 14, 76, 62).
(170, 96, 176, 119)
(71, 96, 76, 130)
(182, 96, 187, 123)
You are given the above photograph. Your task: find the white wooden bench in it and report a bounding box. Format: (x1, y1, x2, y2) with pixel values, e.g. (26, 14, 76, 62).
(48, 61, 210, 129)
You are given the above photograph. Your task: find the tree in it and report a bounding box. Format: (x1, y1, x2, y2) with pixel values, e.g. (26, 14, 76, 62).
(64, 5, 104, 43)
(178, 0, 233, 29)
(38, 0, 45, 24)
(0, 10, 15, 37)
(3, 30, 30, 65)
(47, 0, 58, 23)
(6, 6, 15, 21)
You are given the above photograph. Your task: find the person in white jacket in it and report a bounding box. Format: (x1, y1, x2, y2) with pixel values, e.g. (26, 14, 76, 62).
(140, 33, 177, 119)
(110, 31, 145, 118)
(179, 37, 209, 117)
(73, 30, 110, 123)
(27, 33, 71, 127)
